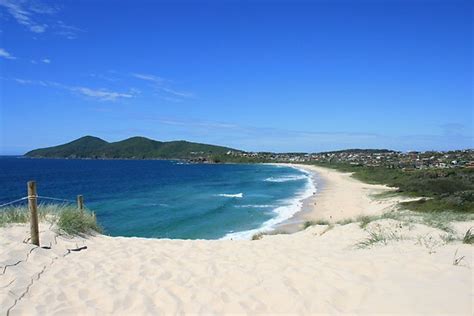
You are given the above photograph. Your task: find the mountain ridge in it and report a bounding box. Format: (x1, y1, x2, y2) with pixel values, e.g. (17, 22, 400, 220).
(25, 136, 241, 159)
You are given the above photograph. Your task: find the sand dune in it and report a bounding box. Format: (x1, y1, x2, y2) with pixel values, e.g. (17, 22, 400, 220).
(1, 165, 472, 315)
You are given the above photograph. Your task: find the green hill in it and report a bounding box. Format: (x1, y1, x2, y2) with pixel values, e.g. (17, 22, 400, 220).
(25, 136, 241, 159)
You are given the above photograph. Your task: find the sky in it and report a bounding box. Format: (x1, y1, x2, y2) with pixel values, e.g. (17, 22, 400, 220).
(0, 0, 472, 154)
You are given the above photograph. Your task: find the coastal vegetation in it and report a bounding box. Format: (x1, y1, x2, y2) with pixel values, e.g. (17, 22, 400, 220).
(25, 136, 239, 160)
(312, 163, 474, 214)
(0, 203, 101, 235)
(463, 228, 474, 244)
(303, 219, 330, 228)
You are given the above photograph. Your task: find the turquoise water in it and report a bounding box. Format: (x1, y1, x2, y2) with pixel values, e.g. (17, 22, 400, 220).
(0, 157, 315, 239)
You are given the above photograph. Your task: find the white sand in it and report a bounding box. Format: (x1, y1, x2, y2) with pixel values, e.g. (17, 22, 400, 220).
(1, 165, 473, 315)
(294, 164, 421, 222)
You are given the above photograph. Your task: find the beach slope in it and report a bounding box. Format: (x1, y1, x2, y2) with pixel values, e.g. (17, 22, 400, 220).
(1, 166, 472, 315)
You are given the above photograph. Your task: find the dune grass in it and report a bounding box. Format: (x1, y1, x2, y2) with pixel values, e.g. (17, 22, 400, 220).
(303, 219, 330, 229)
(56, 207, 101, 235)
(356, 231, 403, 248)
(463, 228, 474, 244)
(251, 232, 264, 240)
(0, 203, 101, 235)
(334, 209, 474, 233)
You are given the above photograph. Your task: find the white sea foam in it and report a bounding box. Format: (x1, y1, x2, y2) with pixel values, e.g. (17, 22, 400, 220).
(221, 166, 317, 240)
(235, 204, 275, 208)
(264, 175, 308, 182)
(217, 193, 244, 198)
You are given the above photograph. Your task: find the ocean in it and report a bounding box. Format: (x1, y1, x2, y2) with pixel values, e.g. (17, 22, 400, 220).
(0, 157, 316, 240)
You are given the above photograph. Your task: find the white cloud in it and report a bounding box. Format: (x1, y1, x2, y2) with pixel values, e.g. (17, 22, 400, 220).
(11, 77, 135, 101)
(73, 87, 134, 101)
(133, 72, 194, 100)
(54, 20, 83, 40)
(0, 48, 16, 59)
(160, 87, 193, 98)
(14, 78, 47, 86)
(42, 58, 50, 63)
(0, 0, 82, 38)
(132, 73, 165, 84)
(0, 0, 48, 33)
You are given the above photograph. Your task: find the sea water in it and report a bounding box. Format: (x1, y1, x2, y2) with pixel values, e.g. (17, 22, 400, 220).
(0, 157, 315, 239)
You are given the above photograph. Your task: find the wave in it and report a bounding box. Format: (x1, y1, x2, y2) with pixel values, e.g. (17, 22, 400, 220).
(217, 193, 244, 198)
(221, 167, 317, 240)
(264, 175, 308, 182)
(142, 203, 169, 207)
(235, 204, 275, 208)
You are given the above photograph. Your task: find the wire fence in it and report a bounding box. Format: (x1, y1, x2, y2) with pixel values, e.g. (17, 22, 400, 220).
(0, 195, 77, 209)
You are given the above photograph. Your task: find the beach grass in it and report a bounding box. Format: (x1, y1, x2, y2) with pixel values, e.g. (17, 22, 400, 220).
(356, 231, 403, 248)
(303, 219, 330, 229)
(57, 207, 101, 235)
(463, 228, 474, 244)
(0, 203, 101, 235)
(251, 232, 264, 240)
(251, 229, 292, 240)
(336, 218, 356, 225)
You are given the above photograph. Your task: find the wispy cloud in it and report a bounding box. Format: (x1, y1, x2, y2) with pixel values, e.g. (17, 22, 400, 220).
(132, 73, 194, 101)
(11, 77, 136, 101)
(54, 20, 83, 40)
(160, 87, 194, 98)
(132, 73, 165, 84)
(0, 48, 16, 59)
(0, 0, 48, 33)
(0, 0, 82, 38)
(148, 117, 473, 152)
(41, 58, 50, 63)
(73, 87, 134, 101)
(14, 78, 47, 86)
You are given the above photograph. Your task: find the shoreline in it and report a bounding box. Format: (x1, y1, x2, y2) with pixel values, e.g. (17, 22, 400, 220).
(273, 163, 401, 233)
(1, 166, 473, 314)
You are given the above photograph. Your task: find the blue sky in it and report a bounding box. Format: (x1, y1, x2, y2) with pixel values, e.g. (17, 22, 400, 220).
(0, 0, 472, 154)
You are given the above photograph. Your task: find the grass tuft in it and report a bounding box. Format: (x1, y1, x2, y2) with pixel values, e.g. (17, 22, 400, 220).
(303, 219, 330, 229)
(440, 233, 457, 244)
(336, 218, 355, 225)
(357, 215, 375, 228)
(57, 208, 101, 235)
(0, 203, 101, 235)
(356, 231, 402, 248)
(462, 228, 474, 244)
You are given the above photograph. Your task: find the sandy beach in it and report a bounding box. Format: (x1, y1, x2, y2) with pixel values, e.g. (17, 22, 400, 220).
(1, 165, 473, 315)
(275, 164, 404, 232)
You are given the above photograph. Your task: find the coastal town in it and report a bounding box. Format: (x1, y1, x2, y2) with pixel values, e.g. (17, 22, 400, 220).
(224, 149, 474, 169)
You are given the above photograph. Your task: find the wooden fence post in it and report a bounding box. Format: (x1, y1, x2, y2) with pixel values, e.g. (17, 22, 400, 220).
(27, 181, 39, 246)
(77, 195, 84, 211)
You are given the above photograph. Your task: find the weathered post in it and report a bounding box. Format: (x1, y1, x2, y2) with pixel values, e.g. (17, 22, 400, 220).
(77, 195, 84, 211)
(27, 181, 39, 246)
